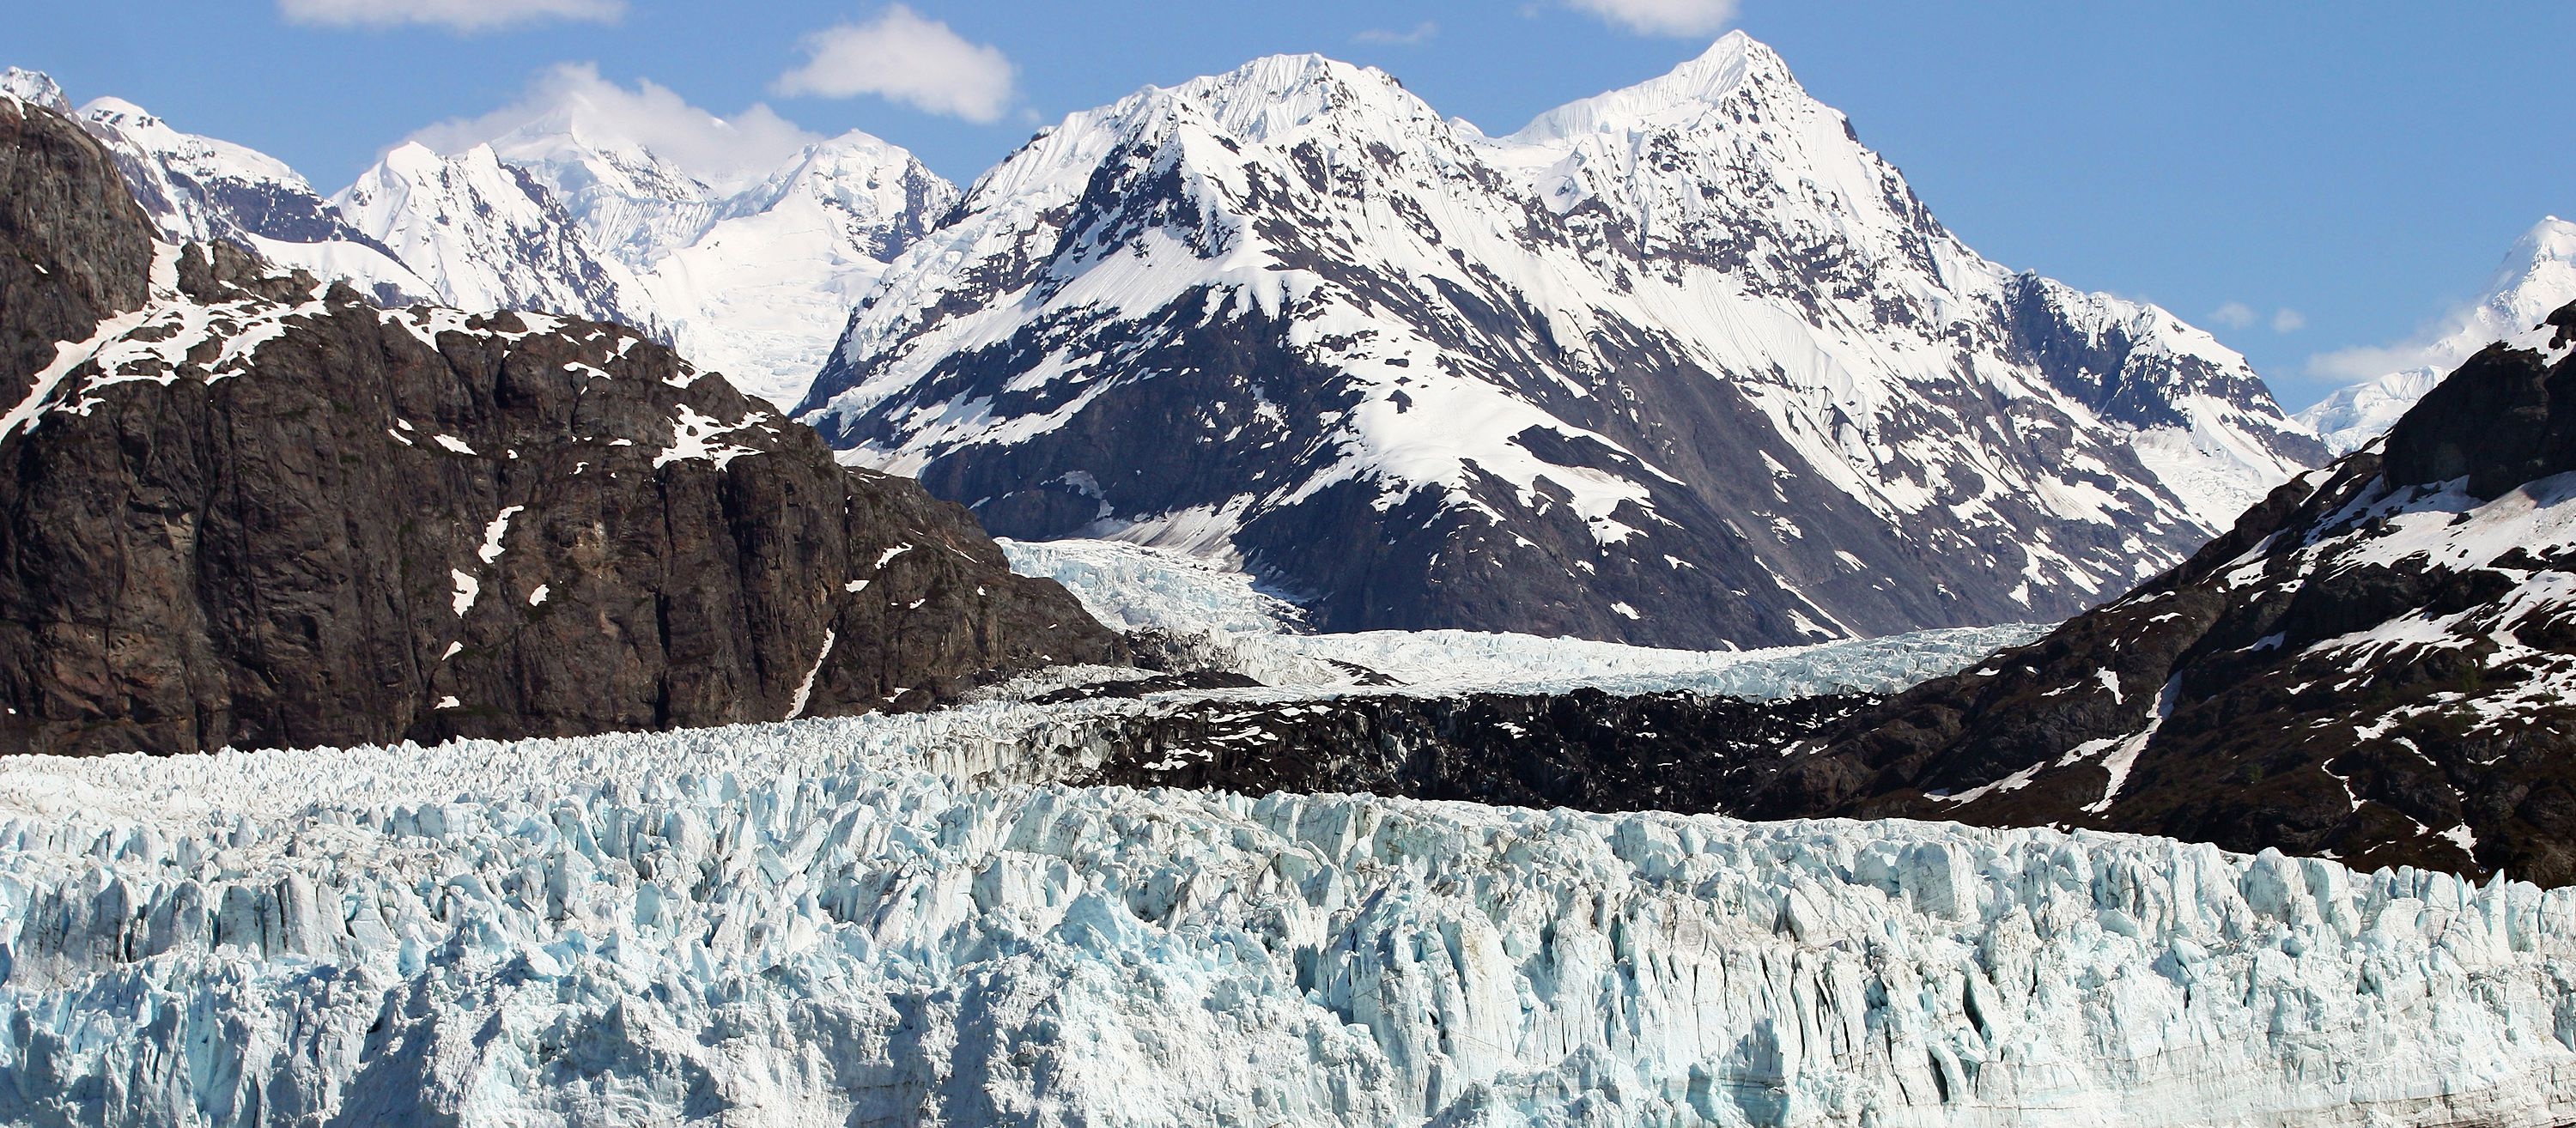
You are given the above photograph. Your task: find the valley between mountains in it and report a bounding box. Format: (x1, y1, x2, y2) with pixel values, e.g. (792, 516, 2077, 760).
(3, 27, 2575, 1128)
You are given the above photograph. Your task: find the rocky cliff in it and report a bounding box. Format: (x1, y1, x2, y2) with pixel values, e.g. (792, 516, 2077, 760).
(0, 94, 1118, 757)
(1757, 304, 2576, 883)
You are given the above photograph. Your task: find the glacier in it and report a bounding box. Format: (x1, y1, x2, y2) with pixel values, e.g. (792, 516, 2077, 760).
(1001, 537, 2043, 696)
(5, 683, 2576, 1126)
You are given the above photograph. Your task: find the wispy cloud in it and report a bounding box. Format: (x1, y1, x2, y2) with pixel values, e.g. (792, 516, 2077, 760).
(277, 0, 622, 33)
(2305, 341, 2444, 384)
(407, 64, 822, 186)
(1355, 21, 1438, 46)
(2210, 301, 2305, 335)
(1562, 0, 1739, 37)
(774, 5, 1015, 124)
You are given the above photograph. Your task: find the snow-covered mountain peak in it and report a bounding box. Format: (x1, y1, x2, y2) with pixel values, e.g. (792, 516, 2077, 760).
(79, 95, 306, 190)
(720, 129, 948, 238)
(1509, 30, 1801, 143)
(360, 104, 956, 409)
(479, 125, 719, 271)
(57, 91, 432, 306)
(2495, 215, 2576, 318)
(370, 138, 445, 179)
(805, 42, 2324, 646)
(2511, 213, 2575, 258)
(2299, 215, 2576, 452)
(0, 66, 67, 112)
(1157, 52, 1429, 143)
(337, 140, 647, 328)
(78, 95, 159, 127)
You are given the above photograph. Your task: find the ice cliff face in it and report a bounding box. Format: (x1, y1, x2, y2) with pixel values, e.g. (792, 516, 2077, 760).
(802, 33, 2325, 648)
(3, 711, 2576, 1127)
(2298, 217, 2576, 453)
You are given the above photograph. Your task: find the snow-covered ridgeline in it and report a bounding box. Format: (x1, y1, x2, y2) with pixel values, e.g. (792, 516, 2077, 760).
(1003, 537, 2044, 694)
(2297, 216, 2576, 453)
(4, 719, 2576, 1126)
(804, 34, 2324, 648)
(3, 68, 958, 411)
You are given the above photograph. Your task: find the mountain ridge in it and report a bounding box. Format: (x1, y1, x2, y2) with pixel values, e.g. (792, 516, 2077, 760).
(1758, 300, 2576, 882)
(2, 67, 960, 412)
(799, 34, 2326, 648)
(2298, 216, 2576, 452)
(0, 93, 1118, 757)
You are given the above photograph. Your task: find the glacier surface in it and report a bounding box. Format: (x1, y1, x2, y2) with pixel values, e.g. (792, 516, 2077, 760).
(4, 695, 2576, 1127)
(1001, 537, 2043, 696)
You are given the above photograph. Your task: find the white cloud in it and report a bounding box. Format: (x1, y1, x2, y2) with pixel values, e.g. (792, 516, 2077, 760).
(774, 6, 1015, 124)
(2304, 305, 2482, 382)
(408, 64, 823, 186)
(278, 0, 623, 33)
(2209, 301, 2258, 330)
(2300, 293, 2531, 382)
(2270, 307, 2306, 334)
(1356, 22, 1439, 45)
(1564, 0, 1740, 37)
(2306, 338, 2458, 383)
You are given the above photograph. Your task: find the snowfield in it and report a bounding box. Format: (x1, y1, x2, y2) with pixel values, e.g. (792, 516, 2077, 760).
(5, 691, 2576, 1126)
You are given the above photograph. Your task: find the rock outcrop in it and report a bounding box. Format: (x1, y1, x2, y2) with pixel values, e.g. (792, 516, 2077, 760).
(0, 85, 153, 409)
(0, 94, 1118, 757)
(1756, 308, 2576, 883)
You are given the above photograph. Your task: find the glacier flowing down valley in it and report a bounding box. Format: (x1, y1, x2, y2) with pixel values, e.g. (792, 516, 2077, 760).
(4, 692, 2576, 1127)
(999, 537, 2044, 697)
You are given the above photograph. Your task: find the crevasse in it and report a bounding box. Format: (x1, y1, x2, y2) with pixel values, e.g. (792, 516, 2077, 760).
(3, 694, 2574, 1126)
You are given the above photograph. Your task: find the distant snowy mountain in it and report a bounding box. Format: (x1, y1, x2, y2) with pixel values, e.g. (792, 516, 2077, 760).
(800, 34, 2326, 648)
(78, 97, 430, 303)
(3, 67, 954, 410)
(0, 69, 432, 306)
(474, 118, 957, 407)
(333, 142, 652, 330)
(2298, 216, 2576, 452)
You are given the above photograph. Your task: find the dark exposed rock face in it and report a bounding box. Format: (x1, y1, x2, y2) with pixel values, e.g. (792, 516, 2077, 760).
(1066, 688, 1870, 815)
(0, 94, 153, 409)
(2379, 312, 2576, 498)
(1753, 321, 2576, 885)
(0, 98, 1119, 757)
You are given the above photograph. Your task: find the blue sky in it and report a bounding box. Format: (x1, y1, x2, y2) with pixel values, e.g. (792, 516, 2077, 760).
(18, 1, 2573, 406)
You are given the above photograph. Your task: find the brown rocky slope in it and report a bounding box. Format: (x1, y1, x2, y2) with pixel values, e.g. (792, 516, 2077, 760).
(1754, 306, 2576, 883)
(0, 93, 1119, 757)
